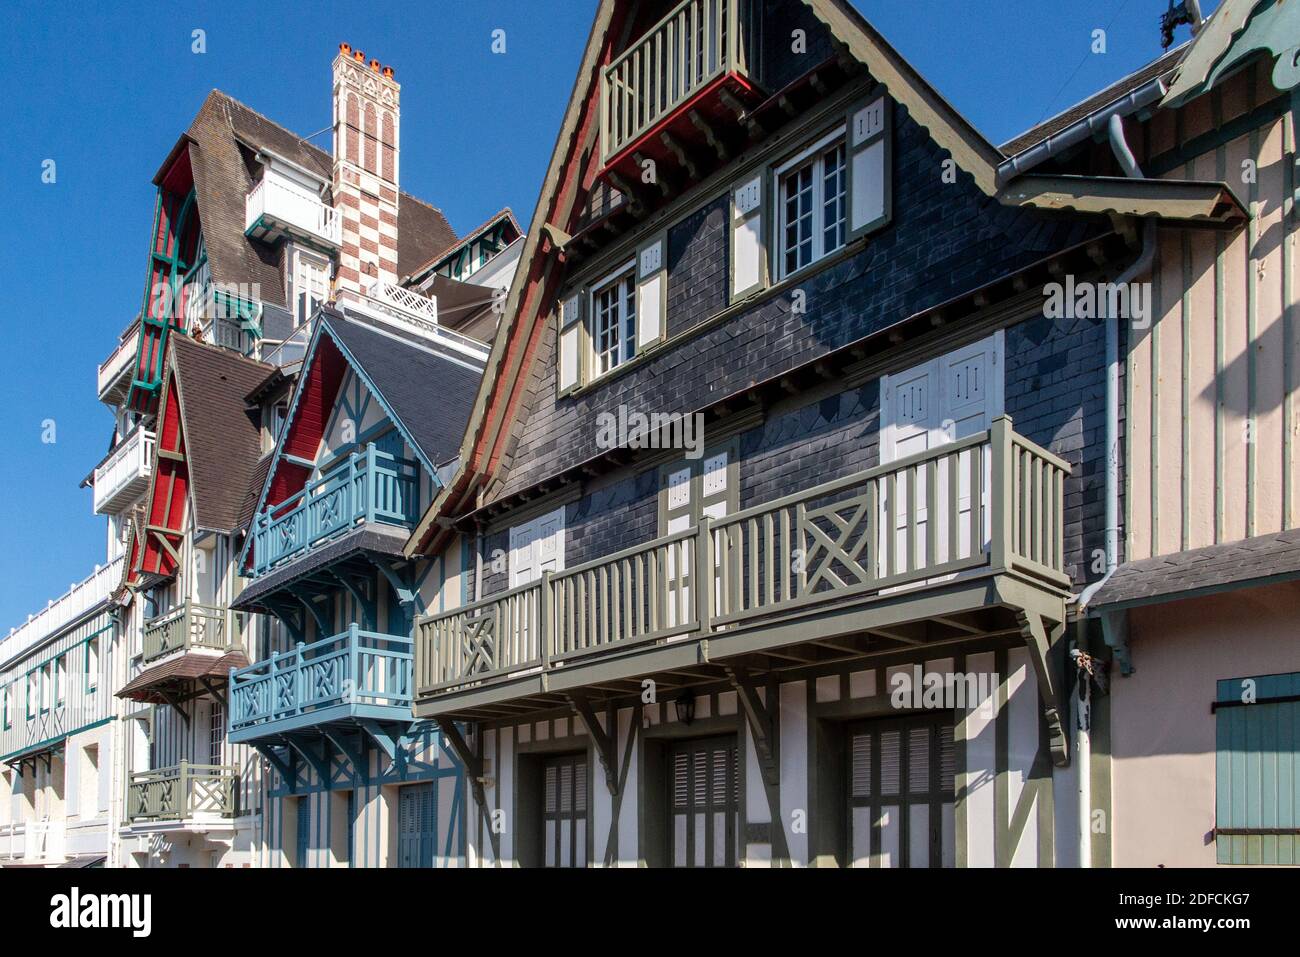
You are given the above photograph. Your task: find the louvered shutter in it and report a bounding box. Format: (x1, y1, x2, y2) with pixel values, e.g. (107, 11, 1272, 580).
(847, 94, 892, 242)
(730, 172, 768, 300)
(557, 291, 584, 397)
(636, 234, 667, 350)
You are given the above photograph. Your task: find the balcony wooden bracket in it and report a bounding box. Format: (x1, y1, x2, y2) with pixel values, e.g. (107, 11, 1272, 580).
(719, 88, 762, 138)
(327, 570, 376, 631)
(375, 562, 418, 608)
(254, 744, 297, 793)
(264, 602, 306, 645)
(688, 109, 730, 161)
(541, 222, 572, 253)
(1016, 609, 1070, 768)
(286, 586, 332, 635)
(565, 692, 619, 795)
(197, 676, 227, 706)
(605, 171, 646, 217)
(285, 736, 332, 783)
(323, 729, 369, 784)
(157, 687, 192, 726)
(435, 718, 502, 862)
(659, 131, 700, 181)
(726, 665, 780, 788)
(359, 719, 400, 764)
(632, 151, 673, 198)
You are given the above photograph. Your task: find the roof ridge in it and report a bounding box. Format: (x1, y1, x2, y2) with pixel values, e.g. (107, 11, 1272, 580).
(207, 88, 331, 164)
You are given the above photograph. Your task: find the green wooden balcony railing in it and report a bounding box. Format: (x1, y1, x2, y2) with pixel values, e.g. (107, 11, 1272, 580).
(227, 625, 413, 742)
(141, 602, 231, 664)
(125, 763, 238, 824)
(415, 417, 1072, 699)
(249, 443, 420, 578)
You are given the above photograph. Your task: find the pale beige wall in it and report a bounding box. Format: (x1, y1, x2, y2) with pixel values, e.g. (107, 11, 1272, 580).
(1110, 580, 1300, 866)
(1127, 62, 1299, 560)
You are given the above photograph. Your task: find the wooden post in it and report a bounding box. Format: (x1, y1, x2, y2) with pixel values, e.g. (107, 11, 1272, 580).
(348, 623, 360, 705)
(540, 570, 553, 671)
(989, 415, 1014, 572)
(695, 516, 713, 633)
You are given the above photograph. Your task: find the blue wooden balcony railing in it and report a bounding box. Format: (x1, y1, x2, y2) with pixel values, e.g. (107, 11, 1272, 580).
(227, 625, 413, 742)
(249, 443, 420, 577)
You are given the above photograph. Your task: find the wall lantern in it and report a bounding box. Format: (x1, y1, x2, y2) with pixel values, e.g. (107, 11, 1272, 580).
(674, 689, 696, 726)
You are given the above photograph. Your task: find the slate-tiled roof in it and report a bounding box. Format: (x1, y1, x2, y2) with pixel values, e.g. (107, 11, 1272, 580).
(239, 453, 274, 532)
(324, 309, 483, 468)
(1000, 45, 1188, 157)
(169, 336, 272, 534)
(1090, 529, 1300, 609)
(230, 526, 408, 611)
(183, 90, 457, 306)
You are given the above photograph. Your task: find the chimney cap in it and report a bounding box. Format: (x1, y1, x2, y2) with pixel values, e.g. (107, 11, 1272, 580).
(369, 58, 381, 73)
(382, 65, 394, 79)
(354, 49, 365, 62)
(339, 42, 351, 56)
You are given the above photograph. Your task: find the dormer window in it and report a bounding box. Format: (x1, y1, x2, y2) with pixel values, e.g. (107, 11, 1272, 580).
(591, 264, 637, 377)
(776, 129, 847, 280)
(291, 249, 329, 327)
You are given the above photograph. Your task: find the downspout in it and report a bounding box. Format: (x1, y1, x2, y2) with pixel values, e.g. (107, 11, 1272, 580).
(1072, 112, 1157, 868)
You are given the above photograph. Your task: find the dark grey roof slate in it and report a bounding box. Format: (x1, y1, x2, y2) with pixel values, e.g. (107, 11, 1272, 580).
(1090, 529, 1300, 609)
(323, 311, 483, 468)
(231, 526, 407, 610)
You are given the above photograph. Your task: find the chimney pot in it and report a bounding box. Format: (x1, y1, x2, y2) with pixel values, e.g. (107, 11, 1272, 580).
(383, 65, 394, 79)
(370, 58, 381, 73)
(354, 49, 365, 62)
(339, 42, 351, 56)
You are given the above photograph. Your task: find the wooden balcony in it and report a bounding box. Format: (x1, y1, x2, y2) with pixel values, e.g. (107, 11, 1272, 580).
(125, 763, 238, 824)
(599, 0, 762, 183)
(244, 171, 341, 248)
(414, 418, 1073, 720)
(249, 444, 420, 578)
(141, 602, 230, 665)
(228, 625, 413, 744)
(92, 427, 155, 515)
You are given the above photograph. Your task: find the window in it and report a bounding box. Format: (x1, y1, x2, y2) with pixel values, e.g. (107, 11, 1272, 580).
(542, 754, 589, 867)
(777, 130, 847, 279)
(292, 250, 329, 327)
(81, 745, 100, 818)
(1214, 672, 1300, 865)
(26, 671, 37, 719)
(2, 685, 10, 730)
(55, 656, 66, 706)
(590, 266, 637, 377)
(85, 637, 99, 692)
(209, 700, 224, 766)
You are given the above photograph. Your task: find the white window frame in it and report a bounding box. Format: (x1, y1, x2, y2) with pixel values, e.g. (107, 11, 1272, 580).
(292, 249, 330, 328)
(774, 125, 848, 281)
(588, 260, 638, 381)
(86, 637, 99, 691)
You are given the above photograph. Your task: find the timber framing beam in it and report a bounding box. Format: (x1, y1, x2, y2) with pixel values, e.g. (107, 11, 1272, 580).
(1016, 609, 1069, 767)
(255, 744, 296, 791)
(565, 692, 618, 795)
(725, 665, 779, 787)
(435, 718, 501, 863)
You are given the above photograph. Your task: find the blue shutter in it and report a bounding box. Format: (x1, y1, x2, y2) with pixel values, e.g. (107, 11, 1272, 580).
(296, 797, 311, 869)
(1215, 672, 1300, 865)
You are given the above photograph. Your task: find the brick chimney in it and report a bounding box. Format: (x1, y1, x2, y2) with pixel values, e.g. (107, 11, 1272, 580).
(332, 43, 400, 295)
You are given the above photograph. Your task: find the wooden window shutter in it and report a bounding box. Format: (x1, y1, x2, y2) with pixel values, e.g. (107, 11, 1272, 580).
(846, 94, 892, 242)
(730, 171, 768, 301)
(557, 290, 584, 397)
(636, 234, 667, 351)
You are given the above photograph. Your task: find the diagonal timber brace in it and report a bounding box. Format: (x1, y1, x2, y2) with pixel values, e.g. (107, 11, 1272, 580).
(1016, 609, 1069, 767)
(435, 718, 501, 863)
(565, 693, 618, 795)
(726, 666, 779, 788)
(285, 736, 332, 783)
(324, 729, 369, 783)
(254, 744, 296, 792)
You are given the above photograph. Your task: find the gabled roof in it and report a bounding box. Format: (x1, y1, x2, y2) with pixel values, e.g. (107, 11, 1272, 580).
(247, 308, 484, 558)
(168, 336, 272, 533)
(402, 0, 1158, 556)
(179, 90, 458, 306)
(406, 208, 523, 284)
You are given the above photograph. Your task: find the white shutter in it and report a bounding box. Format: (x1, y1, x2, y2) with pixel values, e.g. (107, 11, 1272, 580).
(847, 94, 891, 241)
(730, 173, 767, 300)
(557, 292, 583, 397)
(636, 236, 666, 351)
(510, 507, 566, 587)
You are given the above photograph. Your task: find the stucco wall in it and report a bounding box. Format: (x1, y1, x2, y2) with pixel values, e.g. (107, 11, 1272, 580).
(1109, 580, 1300, 867)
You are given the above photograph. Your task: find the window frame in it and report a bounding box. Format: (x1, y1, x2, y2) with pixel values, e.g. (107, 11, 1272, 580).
(85, 635, 101, 693)
(773, 125, 848, 282)
(587, 259, 638, 382)
(291, 248, 330, 328)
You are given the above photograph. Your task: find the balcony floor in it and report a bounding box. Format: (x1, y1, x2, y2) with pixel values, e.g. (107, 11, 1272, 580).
(415, 568, 1067, 723)
(228, 702, 413, 745)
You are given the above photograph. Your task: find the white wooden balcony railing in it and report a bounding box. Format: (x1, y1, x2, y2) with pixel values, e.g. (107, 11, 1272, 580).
(0, 558, 122, 671)
(92, 427, 155, 515)
(601, 0, 752, 163)
(416, 418, 1071, 700)
(245, 173, 341, 247)
(97, 317, 141, 402)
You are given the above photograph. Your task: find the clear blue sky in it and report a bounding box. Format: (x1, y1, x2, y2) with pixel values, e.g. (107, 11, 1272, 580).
(0, 0, 1216, 630)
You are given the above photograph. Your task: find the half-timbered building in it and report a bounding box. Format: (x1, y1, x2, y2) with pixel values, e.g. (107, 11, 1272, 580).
(402, 0, 1262, 868)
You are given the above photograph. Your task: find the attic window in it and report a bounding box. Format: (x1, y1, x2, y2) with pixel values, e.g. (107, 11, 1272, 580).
(776, 128, 847, 280)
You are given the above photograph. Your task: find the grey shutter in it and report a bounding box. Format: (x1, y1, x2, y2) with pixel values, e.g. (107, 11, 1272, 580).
(636, 234, 667, 351)
(557, 290, 584, 397)
(730, 171, 768, 300)
(847, 94, 892, 241)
